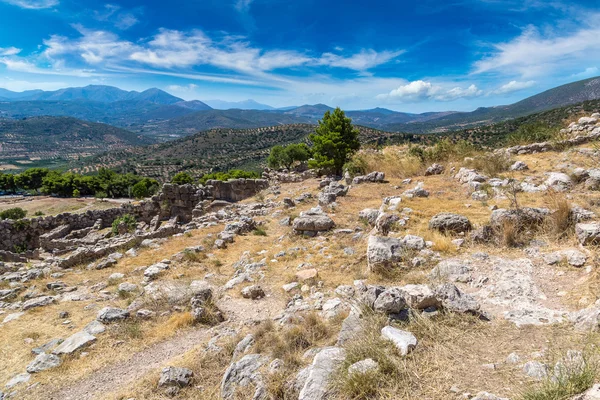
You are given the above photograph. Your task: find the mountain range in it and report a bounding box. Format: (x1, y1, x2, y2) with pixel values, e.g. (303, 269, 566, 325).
(1, 77, 600, 139)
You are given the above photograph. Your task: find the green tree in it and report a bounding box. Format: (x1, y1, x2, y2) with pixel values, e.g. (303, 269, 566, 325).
(267, 143, 311, 169)
(14, 168, 50, 193)
(132, 178, 159, 199)
(171, 172, 194, 185)
(0, 173, 16, 194)
(308, 108, 360, 175)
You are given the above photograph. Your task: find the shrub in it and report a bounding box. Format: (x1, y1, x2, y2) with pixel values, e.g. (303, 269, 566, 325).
(252, 227, 267, 236)
(0, 207, 27, 220)
(507, 123, 560, 146)
(171, 172, 194, 185)
(72, 188, 81, 198)
(33, 211, 44, 216)
(464, 152, 512, 176)
(267, 143, 311, 169)
(198, 169, 260, 185)
(111, 214, 137, 235)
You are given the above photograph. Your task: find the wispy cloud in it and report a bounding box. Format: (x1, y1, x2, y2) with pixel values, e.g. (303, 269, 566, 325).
(473, 19, 600, 78)
(0, 0, 58, 9)
(492, 80, 536, 94)
(10, 26, 402, 80)
(235, 0, 253, 12)
(376, 80, 483, 102)
(0, 47, 21, 56)
(94, 4, 140, 30)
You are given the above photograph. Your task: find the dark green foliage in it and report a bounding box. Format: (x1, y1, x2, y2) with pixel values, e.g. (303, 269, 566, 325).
(13, 168, 50, 193)
(34, 211, 45, 216)
(111, 214, 137, 235)
(131, 178, 159, 199)
(198, 169, 260, 185)
(171, 172, 194, 185)
(0, 172, 16, 193)
(0, 207, 27, 220)
(308, 108, 360, 175)
(267, 143, 311, 169)
(37, 168, 150, 198)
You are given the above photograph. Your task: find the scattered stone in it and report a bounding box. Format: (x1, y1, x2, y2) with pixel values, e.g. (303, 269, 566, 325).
(523, 361, 548, 380)
(381, 326, 417, 355)
(241, 285, 265, 300)
(53, 331, 96, 355)
(545, 172, 573, 192)
(425, 163, 444, 176)
(158, 367, 193, 388)
(26, 352, 62, 373)
(510, 161, 529, 171)
(221, 354, 267, 400)
(429, 213, 472, 233)
(83, 320, 106, 335)
(299, 347, 346, 400)
(22, 296, 57, 311)
(296, 268, 318, 282)
(97, 307, 129, 323)
(5, 373, 30, 389)
(348, 358, 379, 375)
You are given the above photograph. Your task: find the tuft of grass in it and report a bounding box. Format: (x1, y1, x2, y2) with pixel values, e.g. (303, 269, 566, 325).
(464, 152, 512, 177)
(252, 227, 268, 236)
(543, 192, 575, 242)
(521, 353, 597, 400)
(253, 313, 334, 367)
(113, 320, 144, 340)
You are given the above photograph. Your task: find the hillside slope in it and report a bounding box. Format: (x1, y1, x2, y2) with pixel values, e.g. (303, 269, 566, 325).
(73, 124, 410, 179)
(0, 116, 153, 165)
(387, 76, 600, 132)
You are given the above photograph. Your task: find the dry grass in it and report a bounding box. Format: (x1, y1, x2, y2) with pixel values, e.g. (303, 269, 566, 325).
(332, 310, 600, 400)
(353, 147, 426, 179)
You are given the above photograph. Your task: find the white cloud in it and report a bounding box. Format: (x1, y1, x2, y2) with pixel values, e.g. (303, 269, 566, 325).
(94, 4, 139, 30)
(0, 47, 21, 56)
(473, 22, 600, 78)
(0, 57, 103, 77)
(318, 49, 404, 71)
(1, 0, 58, 9)
(492, 80, 536, 94)
(570, 67, 599, 80)
(0, 78, 67, 91)
(26, 26, 401, 77)
(166, 83, 198, 92)
(377, 80, 483, 102)
(235, 0, 253, 12)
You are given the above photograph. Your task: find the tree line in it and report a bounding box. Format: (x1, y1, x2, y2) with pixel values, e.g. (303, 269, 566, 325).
(0, 168, 159, 199)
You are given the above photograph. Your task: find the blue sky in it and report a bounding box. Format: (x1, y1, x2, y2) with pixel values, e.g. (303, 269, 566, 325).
(0, 0, 599, 111)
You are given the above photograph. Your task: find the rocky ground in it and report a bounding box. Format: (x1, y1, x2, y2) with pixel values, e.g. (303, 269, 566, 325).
(3, 115, 600, 399)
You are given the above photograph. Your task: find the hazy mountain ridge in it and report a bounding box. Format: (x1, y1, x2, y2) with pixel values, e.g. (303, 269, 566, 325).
(1, 77, 600, 138)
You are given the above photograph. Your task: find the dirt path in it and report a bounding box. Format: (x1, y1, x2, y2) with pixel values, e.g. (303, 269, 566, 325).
(46, 294, 286, 400)
(47, 326, 213, 400)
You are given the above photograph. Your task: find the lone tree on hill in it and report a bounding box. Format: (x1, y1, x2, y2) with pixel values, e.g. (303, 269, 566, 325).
(308, 107, 360, 175)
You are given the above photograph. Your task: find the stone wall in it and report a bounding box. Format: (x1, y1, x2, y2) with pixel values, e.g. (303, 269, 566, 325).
(0, 200, 160, 252)
(0, 178, 268, 253)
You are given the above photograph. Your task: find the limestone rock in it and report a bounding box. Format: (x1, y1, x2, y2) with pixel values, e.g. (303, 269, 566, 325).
(97, 307, 129, 323)
(241, 285, 265, 300)
(221, 354, 267, 400)
(158, 367, 193, 388)
(425, 163, 444, 176)
(53, 331, 96, 355)
(348, 358, 379, 375)
(26, 352, 62, 373)
(429, 213, 472, 233)
(299, 347, 346, 400)
(381, 326, 417, 355)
